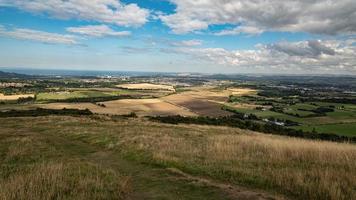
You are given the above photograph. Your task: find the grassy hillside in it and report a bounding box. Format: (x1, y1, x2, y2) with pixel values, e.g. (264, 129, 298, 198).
(0, 116, 355, 199)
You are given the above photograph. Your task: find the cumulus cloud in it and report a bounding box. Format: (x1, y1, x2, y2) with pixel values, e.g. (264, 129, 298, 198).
(170, 39, 356, 73)
(0, 26, 77, 44)
(161, 0, 356, 35)
(66, 25, 130, 37)
(0, 0, 150, 27)
(269, 40, 336, 58)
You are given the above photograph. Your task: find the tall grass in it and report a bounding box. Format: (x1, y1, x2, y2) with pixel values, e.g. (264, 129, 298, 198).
(1, 116, 355, 199)
(0, 162, 131, 200)
(116, 123, 356, 200)
(0, 121, 132, 200)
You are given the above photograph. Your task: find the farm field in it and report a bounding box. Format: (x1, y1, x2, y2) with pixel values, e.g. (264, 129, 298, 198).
(101, 99, 196, 116)
(163, 93, 232, 117)
(227, 88, 257, 96)
(296, 123, 356, 137)
(40, 99, 197, 117)
(36, 86, 242, 117)
(116, 83, 175, 91)
(226, 94, 356, 136)
(0, 93, 34, 101)
(36, 90, 129, 101)
(0, 116, 355, 199)
(1, 81, 356, 137)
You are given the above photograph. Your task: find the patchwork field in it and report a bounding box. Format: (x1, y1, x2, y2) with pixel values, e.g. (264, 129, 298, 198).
(38, 86, 238, 117)
(40, 99, 197, 117)
(0, 86, 256, 117)
(160, 87, 258, 117)
(100, 99, 196, 116)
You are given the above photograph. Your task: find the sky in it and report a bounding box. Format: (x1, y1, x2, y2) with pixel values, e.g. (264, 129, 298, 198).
(0, 0, 355, 75)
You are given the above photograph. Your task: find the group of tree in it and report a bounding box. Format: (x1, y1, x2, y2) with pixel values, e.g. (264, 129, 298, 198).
(43, 95, 139, 103)
(0, 108, 93, 118)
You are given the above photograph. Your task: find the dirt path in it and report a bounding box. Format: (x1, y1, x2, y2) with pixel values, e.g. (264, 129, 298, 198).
(72, 143, 284, 200)
(167, 168, 284, 200)
(44, 133, 228, 200)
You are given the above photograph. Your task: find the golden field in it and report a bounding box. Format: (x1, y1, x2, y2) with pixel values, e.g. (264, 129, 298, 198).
(116, 83, 175, 91)
(0, 93, 34, 101)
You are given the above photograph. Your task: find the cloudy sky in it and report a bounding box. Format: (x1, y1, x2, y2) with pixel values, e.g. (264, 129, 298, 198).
(0, 0, 355, 74)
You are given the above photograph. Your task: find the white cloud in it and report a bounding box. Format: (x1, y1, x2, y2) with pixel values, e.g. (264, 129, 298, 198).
(0, 0, 150, 27)
(170, 39, 356, 73)
(161, 0, 356, 35)
(66, 25, 130, 37)
(0, 26, 77, 44)
(215, 26, 263, 36)
(160, 14, 208, 34)
(172, 39, 203, 47)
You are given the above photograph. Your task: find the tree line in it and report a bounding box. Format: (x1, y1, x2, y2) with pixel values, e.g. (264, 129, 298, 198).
(0, 108, 93, 118)
(148, 115, 355, 143)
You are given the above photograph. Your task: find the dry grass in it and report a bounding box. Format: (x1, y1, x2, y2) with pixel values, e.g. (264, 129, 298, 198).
(0, 162, 131, 200)
(0, 121, 132, 200)
(116, 83, 175, 91)
(1, 116, 355, 199)
(227, 88, 257, 96)
(0, 93, 34, 101)
(112, 122, 356, 200)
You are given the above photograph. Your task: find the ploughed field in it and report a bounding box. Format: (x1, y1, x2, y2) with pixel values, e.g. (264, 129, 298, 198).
(0, 115, 355, 200)
(0, 85, 239, 117)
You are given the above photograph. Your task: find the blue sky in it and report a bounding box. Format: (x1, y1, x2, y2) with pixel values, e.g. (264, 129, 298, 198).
(0, 0, 355, 74)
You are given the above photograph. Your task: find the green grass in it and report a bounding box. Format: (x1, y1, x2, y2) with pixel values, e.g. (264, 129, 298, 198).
(36, 90, 125, 101)
(290, 103, 318, 110)
(283, 109, 314, 117)
(295, 123, 356, 137)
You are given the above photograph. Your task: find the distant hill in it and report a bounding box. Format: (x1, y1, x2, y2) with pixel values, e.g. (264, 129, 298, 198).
(0, 70, 32, 79)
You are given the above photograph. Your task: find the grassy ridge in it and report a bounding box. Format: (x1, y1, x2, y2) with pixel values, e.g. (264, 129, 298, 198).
(0, 121, 130, 200)
(0, 116, 237, 200)
(1, 116, 354, 199)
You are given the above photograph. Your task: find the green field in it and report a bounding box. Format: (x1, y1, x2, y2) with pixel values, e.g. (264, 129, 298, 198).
(296, 123, 356, 137)
(36, 90, 128, 101)
(228, 101, 356, 136)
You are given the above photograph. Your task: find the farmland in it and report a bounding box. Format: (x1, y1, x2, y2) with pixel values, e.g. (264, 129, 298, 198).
(116, 83, 175, 91)
(1, 74, 356, 137)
